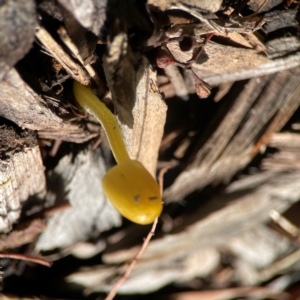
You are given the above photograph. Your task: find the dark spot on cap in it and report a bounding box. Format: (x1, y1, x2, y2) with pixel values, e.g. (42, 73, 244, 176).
(149, 196, 158, 201)
(134, 195, 140, 202)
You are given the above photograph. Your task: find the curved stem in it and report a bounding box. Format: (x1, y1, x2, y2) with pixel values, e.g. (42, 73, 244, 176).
(73, 81, 130, 163)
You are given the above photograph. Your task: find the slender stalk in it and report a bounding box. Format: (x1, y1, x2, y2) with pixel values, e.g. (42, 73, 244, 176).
(73, 81, 130, 163)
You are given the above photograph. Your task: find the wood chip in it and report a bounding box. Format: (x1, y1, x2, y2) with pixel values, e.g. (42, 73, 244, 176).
(118, 57, 167, 176)
(35, 26, 89, 86)
(0, 0, 36, 81)
(0, 68, 63, 131)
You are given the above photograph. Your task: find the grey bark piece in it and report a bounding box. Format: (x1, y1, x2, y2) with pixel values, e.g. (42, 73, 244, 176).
(0, 0, 36, 82)
(67, 246, 220, 294)
(227, 225, 290, 269)
(0, 129, 46, 234)
(36, 147, 121, 251)
(263, 9, 298, 34)
(266, 36, 300, 59)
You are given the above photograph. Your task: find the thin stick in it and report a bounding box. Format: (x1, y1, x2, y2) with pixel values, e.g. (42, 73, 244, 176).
(0, 252, 52, 267)
(105, 218, 158, 300)
(105, 164, 172, 300)
(158, 163, 173, 197)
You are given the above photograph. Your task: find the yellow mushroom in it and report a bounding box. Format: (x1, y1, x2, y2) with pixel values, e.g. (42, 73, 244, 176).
(73, 81, 163, 225)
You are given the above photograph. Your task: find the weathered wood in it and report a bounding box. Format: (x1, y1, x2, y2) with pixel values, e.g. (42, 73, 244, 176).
(35, 147, 121, 251)
(0, 68, 64, 131)
(148, 0, 223, 13)
(164, 65, 189, 100)
(199, 51, 300, 86)
(35, 27, 90, 86)
(117, 57, 167, 176)
(0, 0, 36, 81)
(38, 125, 100, 143)
(2, 0, 300, 298)
(262, 133, 300, 170)
(164, 67, 300, 201)
(0, 68, 99, 143)
(67, 168, 299, 294)
(0, 126, 46, 233)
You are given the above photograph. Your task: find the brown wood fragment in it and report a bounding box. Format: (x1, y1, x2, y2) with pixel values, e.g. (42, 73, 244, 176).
(193, 41, 269, 84)
(248, 0, 282, 13)
(118, 57, 167, 176)
(35, 27, 90, 86)
(55, 6, 99, 65)
(266, 36, 300, 59)
(0, 252, 51, 267)
(38, 125, 100, 143)
(0, 68, 63, 131)
(216, 32, 254, 49)
(57, 26, 106, 96)
(269, 209, 300, 238)
(262, 133, 300, 171)
(201, 51, 300, 86)
(0, 219, 46, 251)
(0, 68, 98, 142)
(214, 81, 234, 102)
(259, 247, 300, 283)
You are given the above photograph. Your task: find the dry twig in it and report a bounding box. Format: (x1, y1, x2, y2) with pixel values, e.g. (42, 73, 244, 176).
(0, 252, 52, 267)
